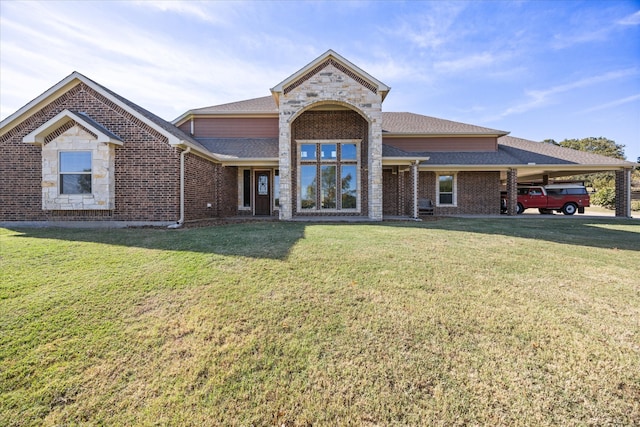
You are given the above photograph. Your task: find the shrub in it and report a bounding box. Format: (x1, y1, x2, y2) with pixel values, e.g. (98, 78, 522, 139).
(632, 200, 640, 211)
(592, 186, 616, 209)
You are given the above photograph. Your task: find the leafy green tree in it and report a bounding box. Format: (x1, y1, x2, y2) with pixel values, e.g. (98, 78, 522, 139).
(546, 137, 626, 189)
(558, 137, 625, 160)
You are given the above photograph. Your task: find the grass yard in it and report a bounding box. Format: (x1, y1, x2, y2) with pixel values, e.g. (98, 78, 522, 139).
(1, 218, 639, 426)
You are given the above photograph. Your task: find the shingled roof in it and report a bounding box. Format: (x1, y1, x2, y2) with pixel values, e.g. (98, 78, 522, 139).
(180, 96, 508, 136)
(196, 138, 278, 160)
(498, 136, 634, 166)
(78, 73, 211, 154)
(382, 112, 508, 135)
(187, 96, 278, 115)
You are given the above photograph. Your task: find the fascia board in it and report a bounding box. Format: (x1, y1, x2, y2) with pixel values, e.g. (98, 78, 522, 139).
(420, 164, 635, 171)
(76, 77, 183, 146)
(1, 73, 81, 136)
(23, 109, 123, 146)
(173, 112, 279, 126)
(382, 157, 430, 166)
(175, 140, 222, 163)
(220, 158, 279, 167)
(383, 132, 508, 138)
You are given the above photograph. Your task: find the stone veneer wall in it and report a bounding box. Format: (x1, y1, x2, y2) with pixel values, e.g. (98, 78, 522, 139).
(41, 125, 115, 210)
(418, 171, 501, 215)
(0, 83, 183, 222)
(291, 110, 368, 217)
(277, 62, 384, 220)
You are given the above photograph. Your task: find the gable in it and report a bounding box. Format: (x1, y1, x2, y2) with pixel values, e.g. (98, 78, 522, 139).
(270, 50, 390, 106)
(1, 72, 217, 161)
(23, 109, 123, 146)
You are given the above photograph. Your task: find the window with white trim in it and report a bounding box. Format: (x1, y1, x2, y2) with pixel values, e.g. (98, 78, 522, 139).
(298, 141, 359, 211)
(437, 173, 457, 206)
(59, 151, 92, 194)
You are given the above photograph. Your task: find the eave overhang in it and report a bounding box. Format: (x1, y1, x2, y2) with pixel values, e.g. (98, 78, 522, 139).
(383, 132, 509, 138)
(172, 111, 278, 127)
(420, 163, 636, 172)
(383, 156, 430, 166)
(23, 109, 123, 146)
(218, 158, 279, 167)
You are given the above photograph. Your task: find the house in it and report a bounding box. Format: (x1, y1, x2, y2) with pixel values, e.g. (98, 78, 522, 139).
(0, 50, 635, 226)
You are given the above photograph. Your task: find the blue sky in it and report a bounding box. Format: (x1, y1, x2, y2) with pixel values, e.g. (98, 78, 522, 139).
(1, 0, 639, 161)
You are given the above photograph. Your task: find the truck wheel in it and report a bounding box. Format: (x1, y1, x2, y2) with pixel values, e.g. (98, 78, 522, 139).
(516, 203, 524, 214)
(562, 203, 577, 215)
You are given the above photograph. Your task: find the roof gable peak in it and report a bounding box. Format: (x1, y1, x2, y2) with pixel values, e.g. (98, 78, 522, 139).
(270, 50, 390, 105)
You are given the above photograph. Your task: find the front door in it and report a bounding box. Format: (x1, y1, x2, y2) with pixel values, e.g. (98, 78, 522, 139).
(254, 171, 271, 216)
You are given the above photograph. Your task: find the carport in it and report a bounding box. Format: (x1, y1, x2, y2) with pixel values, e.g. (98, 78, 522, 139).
(499, 136, 636, 217)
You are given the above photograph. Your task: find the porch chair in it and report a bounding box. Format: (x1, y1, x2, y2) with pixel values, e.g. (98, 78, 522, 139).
(418, 198, 434, 216)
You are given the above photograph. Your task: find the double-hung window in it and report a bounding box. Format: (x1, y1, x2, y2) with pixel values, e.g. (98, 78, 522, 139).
(437, 173, 456, 206)
(60, 151, 92, 194)
(298, 140, 359, 211)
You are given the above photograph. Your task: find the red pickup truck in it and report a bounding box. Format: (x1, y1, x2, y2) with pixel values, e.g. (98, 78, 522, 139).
(501, 184, 591, 215)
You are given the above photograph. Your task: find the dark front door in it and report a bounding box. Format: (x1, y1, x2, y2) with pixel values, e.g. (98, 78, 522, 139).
(254, 171, 271, 216)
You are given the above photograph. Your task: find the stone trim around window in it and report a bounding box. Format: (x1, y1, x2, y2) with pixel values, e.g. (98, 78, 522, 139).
(40, 125, 116, 210)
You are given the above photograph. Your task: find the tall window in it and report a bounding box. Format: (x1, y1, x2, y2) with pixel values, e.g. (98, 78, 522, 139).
(298, 141, 359, 211)
(274, 170, 280, 208)
(60, 152, 92, 194)
(437, 174, 456, 206)
(242, 169, 251, 207)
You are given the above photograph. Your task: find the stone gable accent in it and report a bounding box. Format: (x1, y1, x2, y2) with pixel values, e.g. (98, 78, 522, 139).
(276, 62, 384, 220)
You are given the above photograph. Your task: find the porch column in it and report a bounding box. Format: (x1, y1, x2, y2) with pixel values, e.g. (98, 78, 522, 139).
(507, 168, 518, 216)
(615, 168, 632, 218)
(368, 114, 383, 221)
(412, 161, 419, 219)
(278, 120, 292, 220)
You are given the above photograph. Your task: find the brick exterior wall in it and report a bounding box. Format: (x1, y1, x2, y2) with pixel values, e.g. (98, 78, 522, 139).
(383, 168, 413, 216)
(290, 110, 369, 217)
(216, 165, 238, 218)
(183, 155, 237, 221)
(506, 168, 518, 216)
(615, 169, 631, 217)
(418, 171, 501, 215)
(1, 83, 183, 222)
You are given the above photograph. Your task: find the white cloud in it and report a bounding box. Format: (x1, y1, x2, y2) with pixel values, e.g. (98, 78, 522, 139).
(384, 3, 467, 50)
(433, 52, 499, 73)
(483, 69, 638, 121)
(617, 10, 640, 26)
(579, 93, 640, 114)
(553, 8, 640, 49)
(130, 0, 232, 25)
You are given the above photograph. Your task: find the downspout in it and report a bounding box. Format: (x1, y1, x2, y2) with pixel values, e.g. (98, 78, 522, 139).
(168, 146, 191, 228)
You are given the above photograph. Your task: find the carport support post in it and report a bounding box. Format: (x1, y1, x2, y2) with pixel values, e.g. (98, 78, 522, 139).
(507, 168, 518, 215)
(615, 169, 632, 218)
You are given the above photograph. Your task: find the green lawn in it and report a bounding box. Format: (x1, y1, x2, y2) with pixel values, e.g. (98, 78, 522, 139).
(1, 218, 639, 426)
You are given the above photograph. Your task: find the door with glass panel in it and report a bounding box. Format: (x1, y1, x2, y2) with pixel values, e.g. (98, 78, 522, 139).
(254, 171, 271, 216)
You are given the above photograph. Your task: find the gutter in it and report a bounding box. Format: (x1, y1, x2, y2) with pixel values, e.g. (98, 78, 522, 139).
(168, 147, 191, 228)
